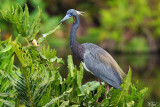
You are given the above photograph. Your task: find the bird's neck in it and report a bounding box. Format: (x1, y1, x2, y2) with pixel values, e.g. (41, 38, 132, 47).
(70, 15, 84, 61)
(70, 15, 79, 45)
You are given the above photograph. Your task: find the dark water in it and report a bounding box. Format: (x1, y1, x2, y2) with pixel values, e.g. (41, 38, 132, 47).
(114, 53, 160, 106)
(59, 50, 160, 106)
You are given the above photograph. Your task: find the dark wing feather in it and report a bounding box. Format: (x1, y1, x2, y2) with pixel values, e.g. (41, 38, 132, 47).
(82, 43, 125, 89)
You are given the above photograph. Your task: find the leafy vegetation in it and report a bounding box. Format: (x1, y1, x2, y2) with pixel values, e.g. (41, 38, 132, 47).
(1, 4, 41, 41)
(1, 0, 160, 51)
(0, 4, 150, 107)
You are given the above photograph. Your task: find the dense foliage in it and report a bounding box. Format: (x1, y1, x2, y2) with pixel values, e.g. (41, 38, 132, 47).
(0, 4, 149, 107)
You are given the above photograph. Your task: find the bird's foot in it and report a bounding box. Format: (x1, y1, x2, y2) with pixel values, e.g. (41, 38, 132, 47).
(96, 98, 99, 102)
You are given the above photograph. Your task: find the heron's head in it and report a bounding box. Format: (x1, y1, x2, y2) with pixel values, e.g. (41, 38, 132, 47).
(58, 9, 83, 25)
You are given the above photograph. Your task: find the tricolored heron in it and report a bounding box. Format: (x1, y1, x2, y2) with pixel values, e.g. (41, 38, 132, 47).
(58, 9, 126, 90)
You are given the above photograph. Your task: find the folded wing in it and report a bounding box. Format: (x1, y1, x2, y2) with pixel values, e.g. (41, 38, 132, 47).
(82, 43, 126, 89)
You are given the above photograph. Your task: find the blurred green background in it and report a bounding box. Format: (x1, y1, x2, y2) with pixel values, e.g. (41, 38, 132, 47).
(0, 0, 160, 106)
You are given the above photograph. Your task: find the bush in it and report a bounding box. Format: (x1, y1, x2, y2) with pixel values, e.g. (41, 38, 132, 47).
(0, 4, 148, 107)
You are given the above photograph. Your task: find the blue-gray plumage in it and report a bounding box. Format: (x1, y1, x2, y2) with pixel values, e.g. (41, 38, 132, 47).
(58, 9, 126, 90)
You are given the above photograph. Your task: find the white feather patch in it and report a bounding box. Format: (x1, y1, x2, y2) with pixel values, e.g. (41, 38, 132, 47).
(76, 10, 84, 15)
(82, 62, 95, 75)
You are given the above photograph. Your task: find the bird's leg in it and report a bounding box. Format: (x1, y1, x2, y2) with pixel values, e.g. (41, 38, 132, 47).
(96, 98, 99, 102)
(100, 85, 111, 104)
(99, 79, 102, 85)
(106, 85, 111, 94)
(105, 85, 111, 98)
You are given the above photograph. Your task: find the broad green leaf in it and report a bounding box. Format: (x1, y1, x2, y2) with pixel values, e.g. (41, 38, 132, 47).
(100, 99, 109, 106)
(67, 55, 74, 77)
(77, 63, 84, 86)
(80, 81, 104, 93)
(126, 101, 135, 107)
(139, 87, 148, 96)
(93, 85, 105, 100)
(0, 38, 9, 45)
(50, 56, 64, 64)
(5, 55, 14, 72)
(137, 87, 148, 106)
(56, 57, 64, 64)
(137, 99, 144, 107)
(114, 66, 132, 106)
(59, 100, 69, 107)
(0, 45, 12, 53)
(0, 37, 12, 53)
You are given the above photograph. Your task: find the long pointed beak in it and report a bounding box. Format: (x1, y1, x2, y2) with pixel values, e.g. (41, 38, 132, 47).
(58, 14, 71, 25)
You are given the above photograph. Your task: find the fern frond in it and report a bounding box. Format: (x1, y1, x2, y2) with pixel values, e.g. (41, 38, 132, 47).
(1, 4, 41, 40)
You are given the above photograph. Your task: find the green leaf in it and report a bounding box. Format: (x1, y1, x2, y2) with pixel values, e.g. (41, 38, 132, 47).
(77, 63, 84, 86)
(50, 56, 63, 64)
(114, 66, 132, 106)
(100, 99, 109, 106)
(56, 57, 64, 64)
(28, 6, 41, 39)
(0, 44, 12, 53)
(67, 55, 74, 77)
(80, 81, 104, 93)
(70, 105, 80, 107)
(137, 87, 148, 106)
(126, 101, 135, 107)
(38, 25, 60, 44)
(43, 88, 72, 107)
(1, 9, 10, 22)
(0, 99, 15, 107)
(93, 85, 105, 100)
(11, 42, 32, 67)
(0, 93, 10, 97)
(31, 23, 40, 40)
(137, 99, 144, 107)
(139, 87, 148, 96)
(59, 100, 69, 107)
(24, 4, 29, 36)
(0, 37, 12, 53)
(39, 45, 59, 63)
(5, 55, 14, 72)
